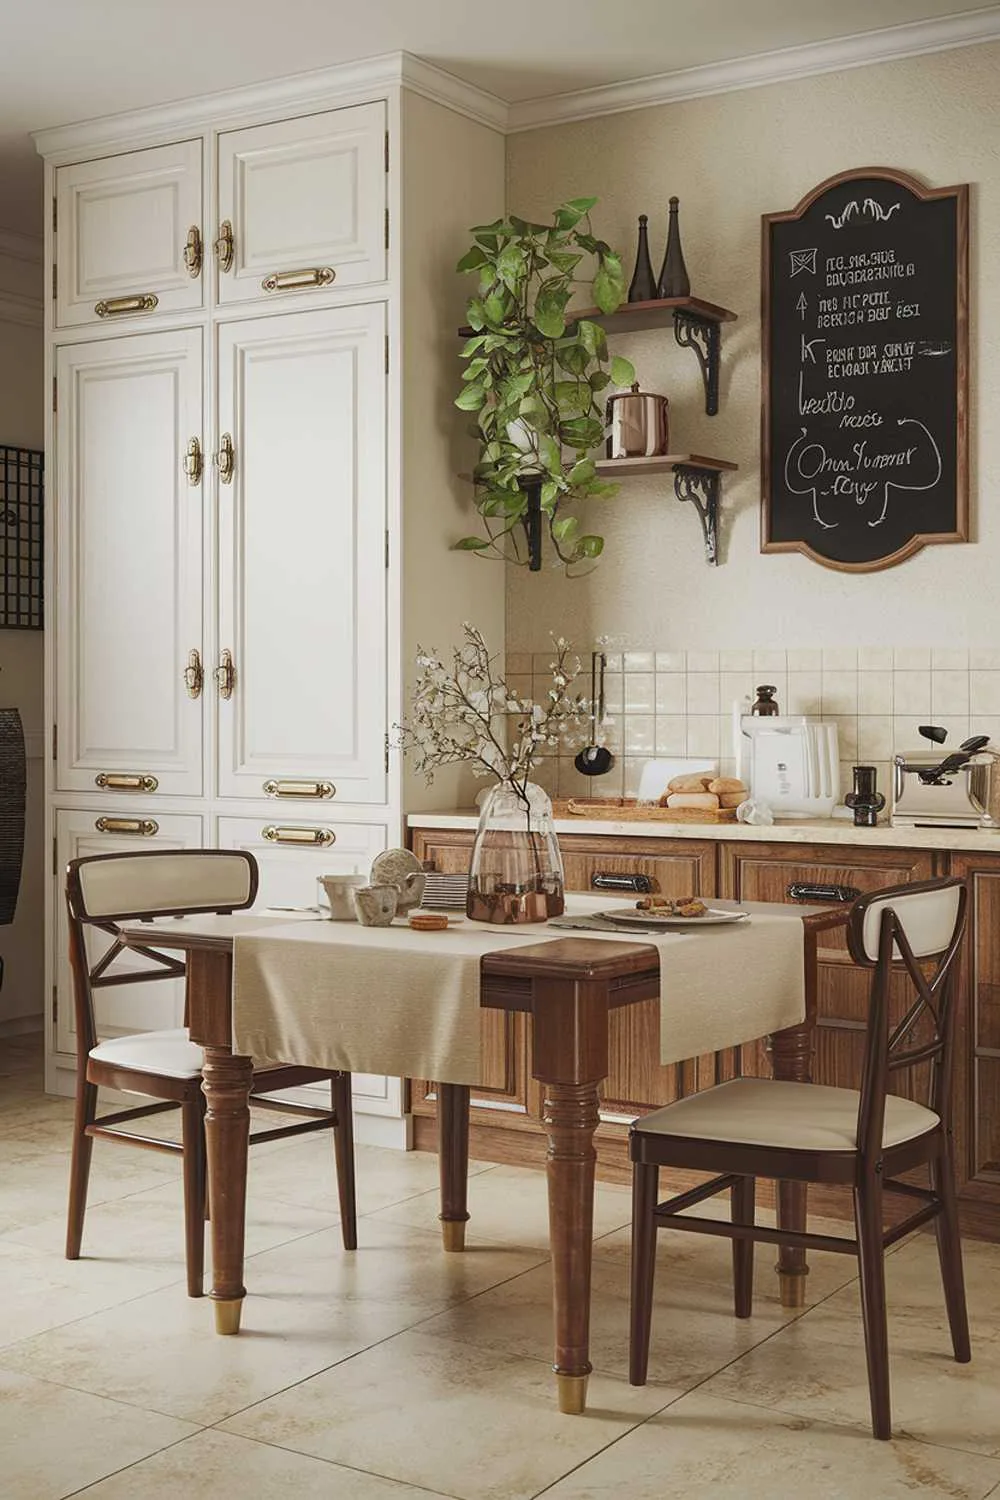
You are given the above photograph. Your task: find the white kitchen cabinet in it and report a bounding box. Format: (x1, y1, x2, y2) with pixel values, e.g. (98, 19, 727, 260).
(54, 140, 203, 328)
(54, 329, 205, 799)
(53, 808, 205, 1057)
(216, 302, 387, 804)
(215, 102, 386, 307)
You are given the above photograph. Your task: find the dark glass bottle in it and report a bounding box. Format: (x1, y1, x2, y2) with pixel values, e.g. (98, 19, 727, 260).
(751, 685, 779, 716)
(657, 196, 691, 300)
(627, 214, 657, 303)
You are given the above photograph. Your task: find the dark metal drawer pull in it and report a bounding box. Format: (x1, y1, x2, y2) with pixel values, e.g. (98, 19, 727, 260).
(591, 872, 653, 893)
(786, 882, 861, 903)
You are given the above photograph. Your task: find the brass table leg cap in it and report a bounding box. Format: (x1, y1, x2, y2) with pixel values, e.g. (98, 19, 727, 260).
(440, 1220, 467, 1253)
(556, 1373, 589, 1415)
(778, 1272, 808, 1309)
(213, 1297, 244, 1335)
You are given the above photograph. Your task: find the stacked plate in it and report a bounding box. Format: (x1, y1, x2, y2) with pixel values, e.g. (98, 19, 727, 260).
(420, 873, 470, 911)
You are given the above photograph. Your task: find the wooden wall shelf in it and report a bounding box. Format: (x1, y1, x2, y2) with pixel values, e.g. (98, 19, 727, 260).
(596, 453, 739, 565)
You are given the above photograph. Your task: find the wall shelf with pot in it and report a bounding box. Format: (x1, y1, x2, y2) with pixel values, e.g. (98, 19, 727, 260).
(567, 295, 738, 416)
(594, 454, 738, 565)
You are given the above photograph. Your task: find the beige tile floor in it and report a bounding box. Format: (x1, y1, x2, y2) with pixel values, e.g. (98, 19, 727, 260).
(2, 1032, 999, 1500)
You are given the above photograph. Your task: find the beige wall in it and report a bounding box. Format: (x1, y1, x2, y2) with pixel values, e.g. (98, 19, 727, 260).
(0, 245, 44, 1028)
(401, 91, 507, 809)
(505, 43, 1000, 654)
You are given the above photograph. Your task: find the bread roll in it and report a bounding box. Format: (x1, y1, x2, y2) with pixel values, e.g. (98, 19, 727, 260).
(708, 777, 747, 794)
(665, 792, 720, 809)
(667, 772, 715, 793)
(718, 791, 747, 808)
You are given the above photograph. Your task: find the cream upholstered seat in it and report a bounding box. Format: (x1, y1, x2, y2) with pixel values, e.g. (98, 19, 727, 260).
(88, 1028, 204, 1079)
(635, 1077, 939, 1153)
(628, 876, 971, 1443)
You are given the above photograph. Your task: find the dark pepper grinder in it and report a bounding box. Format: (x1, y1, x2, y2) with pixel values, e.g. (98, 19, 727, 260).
(845, 765, 886, 828)
(751, 685, 779, 716)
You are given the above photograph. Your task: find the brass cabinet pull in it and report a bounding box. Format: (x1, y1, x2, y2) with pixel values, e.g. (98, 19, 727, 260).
(95, 817, 159, 836)
(95, 772, 159, 792)
(215, 648, 235, 700)
(183, 648, 204, 699)
(214, 220, 235, 272)
(183, 225, 203, 277)
(216, 433, 235, 484)
(263, 779, 335, 799)
(94, 294, 159, 318)
(183, 436, 203, 485)
(261, 266, 336, 293)
(261, 825, 336, 846)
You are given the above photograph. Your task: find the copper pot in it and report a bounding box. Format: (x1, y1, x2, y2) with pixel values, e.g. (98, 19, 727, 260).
(605, 382, 669, 459)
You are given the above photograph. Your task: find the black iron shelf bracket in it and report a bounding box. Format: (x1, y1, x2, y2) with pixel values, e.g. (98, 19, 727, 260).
(673, 311, 721, 416)
(673, 464, 720, 565)
(522, 478, 543, 572)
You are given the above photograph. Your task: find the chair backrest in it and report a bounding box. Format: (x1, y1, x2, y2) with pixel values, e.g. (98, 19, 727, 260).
(64, 849, 259, 1059)
(845, 876, 968, 1164)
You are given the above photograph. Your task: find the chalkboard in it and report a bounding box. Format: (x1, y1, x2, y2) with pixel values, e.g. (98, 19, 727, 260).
(761, 167, 968, 571)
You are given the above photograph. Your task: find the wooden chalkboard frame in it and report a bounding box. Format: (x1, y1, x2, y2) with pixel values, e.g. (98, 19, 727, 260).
(761, 166, 968, 572)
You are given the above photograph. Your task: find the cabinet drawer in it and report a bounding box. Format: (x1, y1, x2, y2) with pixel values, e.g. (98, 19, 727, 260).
(55, 141, 204, 328)
(53, 807, 205, 1057)
(215, 102, 386, 307)
(216, 816, 387, 910)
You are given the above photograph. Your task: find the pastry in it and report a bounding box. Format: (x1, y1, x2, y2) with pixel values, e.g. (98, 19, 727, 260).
(708, 776, 747, 794)
(718, 791, 747, 808)
(409, 912, 449, 931)
(665, 792, 720, 809)
(636, 896, 707, 918)
(666, 772, 715, 792)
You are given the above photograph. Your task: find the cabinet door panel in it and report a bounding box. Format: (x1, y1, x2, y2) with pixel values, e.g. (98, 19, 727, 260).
(55, 141, 203, 327)
(216, 816, 387, 907)
(54, 808, 205, 1058)
(216, 103, 385, 306)
(55, 331, 204, 797)
(216, 303, 386, 802)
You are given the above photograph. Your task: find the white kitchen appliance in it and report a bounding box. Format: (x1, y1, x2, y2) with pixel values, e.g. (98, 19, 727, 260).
(736, 714, 840, 819)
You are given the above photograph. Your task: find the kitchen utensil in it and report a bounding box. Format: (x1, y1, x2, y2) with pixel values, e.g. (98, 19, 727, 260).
(919, 725, 948, 744)
(318, 873, 367, 920)
(844, 765, 886, 827)
(574, 652, 615, 777)
(605, 383, 669, 458)
(601, 905, 749, 927)
(352, 884, 398, 926)
(961, 735, 991, 754)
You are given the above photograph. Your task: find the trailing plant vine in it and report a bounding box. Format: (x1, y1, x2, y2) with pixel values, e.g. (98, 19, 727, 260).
(454, 197, 634, 570)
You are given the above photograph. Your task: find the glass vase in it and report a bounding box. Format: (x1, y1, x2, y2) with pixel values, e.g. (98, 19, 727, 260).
(467, 781, 565, 924)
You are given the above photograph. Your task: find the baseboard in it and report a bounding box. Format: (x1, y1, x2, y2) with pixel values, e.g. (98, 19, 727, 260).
(0, 1016, 45, 1039)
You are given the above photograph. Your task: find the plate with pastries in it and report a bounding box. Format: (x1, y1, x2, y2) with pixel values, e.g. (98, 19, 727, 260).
(601, 895, 750, 927)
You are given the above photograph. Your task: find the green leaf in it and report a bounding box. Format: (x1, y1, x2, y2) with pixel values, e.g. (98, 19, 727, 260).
(554, 196, 596, 231)
(454, 536, 492, 550)
(533, 282, 570, 339)
(456, 246, 488, 273)
(500, 372, 535, 403)
(576, 319, 607, 360)
(577, 534, 604, 558)
(568, 457, 597, 485)
(589, 370, 611, 390)
(552, 515, 580, 542)
(483, 292, 507, 325)
(540, 479, 561, 508)
(538, 433, 562, 473)
(554, 381, 591, 416)
(610, 354, 636, 387)
(460, 334, 486, 357)
(546, 250, 583, 276)
(462, 358, 487, 381)
(560, 416, 604, 450)
(454, 382, 487, 411)
(496, 243, 526, 291)
(555, 342, 589, 375)
(466, 299, 485, 331)
(592, 263, 621, 315)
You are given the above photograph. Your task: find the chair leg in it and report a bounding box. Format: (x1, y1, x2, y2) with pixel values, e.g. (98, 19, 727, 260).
(629, 1161, 659, 1385)
(853, 1171, 891, 1440)
(930, 1145, 971, 1363)
(65, 1075, 98, 1260)
(180, 1097, 207, 1298)
(331, 1072, 357, 1251)
(731, 1175, 755, 1319)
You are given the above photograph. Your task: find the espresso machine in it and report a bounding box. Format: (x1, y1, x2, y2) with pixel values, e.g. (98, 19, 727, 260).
(891, 726, 1000, 829)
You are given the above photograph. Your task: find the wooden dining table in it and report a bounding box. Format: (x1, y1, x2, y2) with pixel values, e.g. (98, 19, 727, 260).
(120, 901, 838, 1415)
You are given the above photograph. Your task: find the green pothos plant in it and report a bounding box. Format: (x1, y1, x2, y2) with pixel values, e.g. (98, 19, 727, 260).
(454, 197, 635, 570)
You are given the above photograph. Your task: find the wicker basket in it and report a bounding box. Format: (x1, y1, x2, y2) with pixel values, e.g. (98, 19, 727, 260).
(552, 797, 738, 824)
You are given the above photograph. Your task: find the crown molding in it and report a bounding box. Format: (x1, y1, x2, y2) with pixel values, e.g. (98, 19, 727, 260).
(32, 50, 506, 162)
(0, 228, 43, 265)
(507, 5, 1000, 131)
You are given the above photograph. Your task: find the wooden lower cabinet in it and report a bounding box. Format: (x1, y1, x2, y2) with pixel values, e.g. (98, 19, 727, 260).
(408, 825, 1000, 1239)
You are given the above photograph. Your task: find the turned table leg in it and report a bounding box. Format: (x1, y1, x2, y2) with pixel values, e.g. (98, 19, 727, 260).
(769, 1017, 813, 1309)
(541, 1078, 601, 1415)
(438, 1082, 470, 1252)
(189, 949, 253, 1335)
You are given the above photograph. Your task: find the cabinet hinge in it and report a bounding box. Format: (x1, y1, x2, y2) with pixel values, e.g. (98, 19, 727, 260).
(51, 835, 58, 876)
(52, 196, 57, 233)
(384, 529, 389, 569)
(51, 723, 57, 762)
(52, 984, 58, 1024)
(52, 376, 57, 413)
(52, 263, 57, 301)
(384, 131, 389, 173)
(384, 334, 389, 374)
(384, 207, 389, 251)
(385, 733, 390, 773)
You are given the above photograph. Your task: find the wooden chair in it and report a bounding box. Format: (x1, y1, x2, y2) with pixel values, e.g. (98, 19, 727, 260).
(628, 876, 970, 1441)
(65, 848, 357, 1296)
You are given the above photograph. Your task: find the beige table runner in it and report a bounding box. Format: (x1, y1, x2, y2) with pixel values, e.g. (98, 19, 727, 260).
(232, 898, 807, 1085)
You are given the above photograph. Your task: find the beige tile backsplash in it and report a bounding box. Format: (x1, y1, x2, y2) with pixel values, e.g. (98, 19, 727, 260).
(515, 647, 1000, 804)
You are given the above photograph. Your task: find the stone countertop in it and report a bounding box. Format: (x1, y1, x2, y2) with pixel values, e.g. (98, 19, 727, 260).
(405, 809, 1000, 855)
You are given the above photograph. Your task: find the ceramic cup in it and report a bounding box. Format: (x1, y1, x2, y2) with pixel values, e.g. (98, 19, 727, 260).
(318, 873, 367, 921)
(352, 883, 398, 927)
